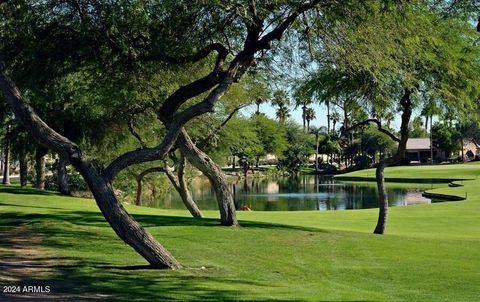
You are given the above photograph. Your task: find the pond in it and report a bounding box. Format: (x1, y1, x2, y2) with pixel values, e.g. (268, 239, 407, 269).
(146, 175, 448, 211)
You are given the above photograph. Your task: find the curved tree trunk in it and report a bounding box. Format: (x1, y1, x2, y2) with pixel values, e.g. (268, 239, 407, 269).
(135, 160, 203, 218)
(164, 154, 203, 218)
(19, 155, 28, 187)
(57, 153, 71, 195)
(73, 160, 180, 269)
(178, 129, 238, 226)
(35, 149, 46, 190)
(0, 67, 180, 269)
(373, 89, 412, 235)
(2, 134, 10, 185)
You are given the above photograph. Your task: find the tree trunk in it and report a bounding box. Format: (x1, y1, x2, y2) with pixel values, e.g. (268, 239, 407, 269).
(302, 103, 307, 130)
(135, 161, 203, 218)
(315, 133, 319, 172)
(135, 175, 144, 206)
(57, 153, 71, 195)
(2, 135, 10, 185)
(373, 88, 412, 235)
(326, 101, 331, 134)
(19, 156, 28, 187)
(35, 150, 46, 190)
(373, 163, 388, 234)
(73, 160, 181, 269)
(461, 140, 465, 162)
(178, 129, 239, 226)
(164, 155, 203, 218)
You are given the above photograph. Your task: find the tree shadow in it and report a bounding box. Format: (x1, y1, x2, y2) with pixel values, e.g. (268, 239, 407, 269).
(1, 258, 309, 301)
(0, 185, 58, 196)
(0, 210, 330, 235)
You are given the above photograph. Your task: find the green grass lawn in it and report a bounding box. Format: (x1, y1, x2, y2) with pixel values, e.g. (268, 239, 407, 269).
(1, 163, 480, 301)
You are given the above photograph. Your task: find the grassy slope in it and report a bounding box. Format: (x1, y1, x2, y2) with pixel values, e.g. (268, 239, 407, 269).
(0, 163, 480, 301)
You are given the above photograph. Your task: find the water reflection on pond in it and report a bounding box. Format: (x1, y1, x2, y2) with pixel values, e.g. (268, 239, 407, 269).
(147, 175, 445, 211)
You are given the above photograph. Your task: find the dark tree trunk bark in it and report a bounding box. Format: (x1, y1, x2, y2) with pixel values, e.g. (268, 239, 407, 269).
(57, 153, 71, 195)
(35, 149, 46, 190)
(135, 175, 144, 206)
(2, 134, 10, 185)
(373, 163, 388, 234)
(178, 129, 238, 226)
(164, 154, 203, 218)
(73, 160, 181, 269)
(19, 155, 28, 187)
(373, 89, 412, 235)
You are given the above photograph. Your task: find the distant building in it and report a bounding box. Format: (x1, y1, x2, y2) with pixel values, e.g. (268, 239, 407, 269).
(406, 138, 447, 162)
(459, 139, 480, 161)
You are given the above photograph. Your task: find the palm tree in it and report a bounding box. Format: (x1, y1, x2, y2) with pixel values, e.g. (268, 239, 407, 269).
(309, 125, 327, 172)
(330, 110, 341, 134)
(255, 97, 264, 115)
(295, 97, 313, 130)
(276, 106, 290, 124)
(271, 90, 290, 124)
(304, 107, 316, 131)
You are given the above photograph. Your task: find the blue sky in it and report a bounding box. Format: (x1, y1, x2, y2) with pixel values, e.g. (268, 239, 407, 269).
(241, 102, 413, 132)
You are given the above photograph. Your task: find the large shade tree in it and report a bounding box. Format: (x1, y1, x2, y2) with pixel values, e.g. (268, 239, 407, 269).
(0, 0, 336, 269)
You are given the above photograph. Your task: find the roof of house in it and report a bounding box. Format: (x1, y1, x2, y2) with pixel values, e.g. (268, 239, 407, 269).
(463, 138, 480, 148)
(406, 138, 431, 150)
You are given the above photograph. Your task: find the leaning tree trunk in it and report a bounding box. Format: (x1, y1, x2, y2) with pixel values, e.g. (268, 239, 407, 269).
(0, 64, 180, 269)
(73, 160, 180, 269)
(2, 135, 10, 185)
(57, 153, 70, 195)
(178, 129, 238, 226)
(164, 154, 203, 218)
(136, 160, 203, 218)
(373, 89, 412, 235)
(19, 156, 28, 187)
(35, 150, 46, 190)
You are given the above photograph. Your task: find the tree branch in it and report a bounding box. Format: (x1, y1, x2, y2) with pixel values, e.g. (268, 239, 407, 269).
(0, 59, 81, 160)
(128, 115, 146, 148)
(347, 118, 401, 143)
(137, 167, 166, 180)
(158, 70, 226, 122)
(139, 43, 229, 68)
(256, 0, 322, 51)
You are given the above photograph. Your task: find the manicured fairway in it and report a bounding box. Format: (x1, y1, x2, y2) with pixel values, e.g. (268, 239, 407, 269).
(1, 163, 480, 301)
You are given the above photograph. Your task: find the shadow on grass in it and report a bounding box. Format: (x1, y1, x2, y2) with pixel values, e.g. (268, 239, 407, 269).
(0, 209, 329, 234)
(6, 265, 312, 301)
(0, 185, 59, 196)
(0, 209, 362, 301)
